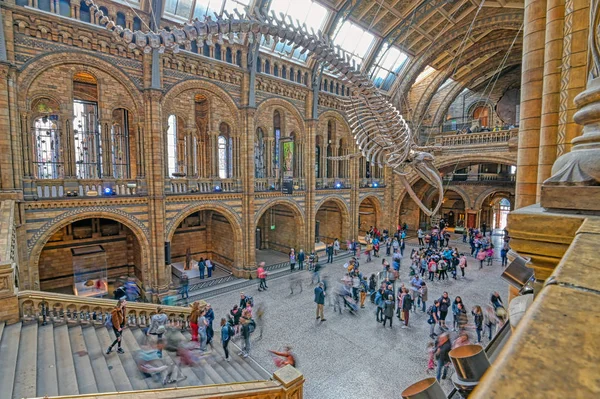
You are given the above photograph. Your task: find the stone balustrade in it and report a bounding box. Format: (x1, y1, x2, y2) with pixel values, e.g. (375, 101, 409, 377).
(23, 178, 143, 199)
(168, 178, 242, 194)
(434, 129, 518, 148)
(17, 290, 195, 328)
(315, 177, 352, 190)
(255, 178, 306, 192)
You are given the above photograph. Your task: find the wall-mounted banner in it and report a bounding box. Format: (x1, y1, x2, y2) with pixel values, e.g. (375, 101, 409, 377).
(282, 140, 294, 180)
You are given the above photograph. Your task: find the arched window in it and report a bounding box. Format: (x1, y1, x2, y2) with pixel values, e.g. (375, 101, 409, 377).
(297, 70, 302, 83)
(265, 60, 271, 75)
(225, 47, 233, 63)
(133, 17, 142, 31)
(256, 57, 262, 73)
(273, 64, 279, 77)
(99, 7, 109, 24)
(323, 79, 328, 92)
(273, 111, 281, 173)
(218, 122, 232, 179)
(289, 68, 295, 82)
(32, 100, 62, 179)
(473, 105, 490, 128)
(79, 0, 91, 22)
(282, 67, 287, 80)
(203, 43, 210, 57)
(111, 108, 130, 179)
(255, 128, 265, 178)
(167, 115, 178, 178)
(73, 72, 102, 179)
(335, 83, 339, 95)
(330, 81, 334, 93)
(236, 50, 242, 67)
(116, 12, 126, 27)
(214, 44, 222, 61)
(315, 137, 321, 178)
(190, 40, 198, 53)
(304, 72, 309, 87)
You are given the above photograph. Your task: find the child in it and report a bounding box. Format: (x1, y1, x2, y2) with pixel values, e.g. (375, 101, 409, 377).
(427, 342, 435, 371)
(486, 247, 494, 266)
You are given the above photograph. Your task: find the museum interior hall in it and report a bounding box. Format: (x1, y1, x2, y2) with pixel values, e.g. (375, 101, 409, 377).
(0, 0, 598, 398)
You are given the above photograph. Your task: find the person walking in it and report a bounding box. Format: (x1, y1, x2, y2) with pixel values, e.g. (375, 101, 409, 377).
(482, 222, 487, 237)
(375, 286, 385, 322)
(451, 296, 465, 331)
(190, 302, 200, 342)
(438, 292, 451, 331)
(401, 288, 413, 328)
(106, 299, 126, 354)
(459, 253, 467, 278)
(198, 258, 206, 279)
(239, 315, 252, 358)
(205, 303, 215, 348)
(197, 308, 209, 352)
(314, 282, 326, 322)
(257, 262, 268, 291)
(359, 276, 368, 308)
(289, 249, 296, 272)
(220, 318, 234, 361)
(147, 306, 168, 357)
(383, 295, 395, 328)
(500, 242, 509, 267)
(334, 238, 340, 255)
(418, 281, 428, 312)
(472, 306, 484, 343)
(435, 332, 452, 381)
(428, 299, 440, 338)
(297, 249, 305, 270)
(180, 272, 189, 300)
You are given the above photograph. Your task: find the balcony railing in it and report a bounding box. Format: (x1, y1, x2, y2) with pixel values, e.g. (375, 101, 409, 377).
(24, 178, 144, 199)
(18, 290, 193, 327)
(359, 178, 385, 188)
(167, 178, 242, 194)
(434, 129, 517, 147)
(316, 178, 351, 190)
(254, 178, 305, 192)
(443, 173, 516, 184)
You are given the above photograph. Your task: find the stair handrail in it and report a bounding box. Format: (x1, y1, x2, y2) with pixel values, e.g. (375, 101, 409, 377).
(18, 290, 195, 328)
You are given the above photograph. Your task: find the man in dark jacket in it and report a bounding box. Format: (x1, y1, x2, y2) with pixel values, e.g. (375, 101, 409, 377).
(314, 283, 326, 321)
(326, 244, 334, 263)
(297, 250, 306, 270)
(436, 333, 452, 381)
(205, 303, 215, 348)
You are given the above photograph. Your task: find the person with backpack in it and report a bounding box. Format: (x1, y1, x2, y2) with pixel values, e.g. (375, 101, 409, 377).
(314, 282, 326, 322)
(383, 295, 395, 328)
(106, 299, 127, 354)
(220, 317, 234, 361)
(147, 306, 168, 358)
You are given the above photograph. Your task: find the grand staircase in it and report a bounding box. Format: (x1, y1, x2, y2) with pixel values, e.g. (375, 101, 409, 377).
(0, 289, 273, 399)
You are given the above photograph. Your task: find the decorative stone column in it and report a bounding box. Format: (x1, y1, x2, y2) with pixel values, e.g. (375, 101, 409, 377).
(541, 0, 600, 211)
(536, 0, 565, 196)
(209, 132, 219, 178)
(305, 120, 317, 251)
(515, 0, 547, 208)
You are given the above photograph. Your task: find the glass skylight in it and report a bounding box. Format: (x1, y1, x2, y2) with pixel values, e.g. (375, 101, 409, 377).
(333, 21, 376, 67)
(371, 44, 408, 91)
(164, 0, 250, 21)
(261, 0, 329, 61)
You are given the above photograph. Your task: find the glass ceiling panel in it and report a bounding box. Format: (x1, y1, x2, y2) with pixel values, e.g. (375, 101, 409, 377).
(261, 0, 329, 61)
(333, 21, 376, 66)
(371, 44, 408, 91)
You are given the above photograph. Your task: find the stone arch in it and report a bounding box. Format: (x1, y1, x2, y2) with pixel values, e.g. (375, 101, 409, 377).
(424, 186, 472, 210)
(256, 97, 306, 135)
(17, 51, 144, 114)
(255, 198, 305, 224)
(161, 79, 240, 132)
(315, 195, 351, 245)
(315, 195, 350, 218)
(28, 208, 151, 290)
(474, 187, 515, 211)
(165, 201, 243, 243)
(318, 109, 353, 145)
(358, 195, 383, 235)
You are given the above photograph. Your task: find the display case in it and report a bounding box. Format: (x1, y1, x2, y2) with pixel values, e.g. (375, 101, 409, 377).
(72, 245, 108, 297)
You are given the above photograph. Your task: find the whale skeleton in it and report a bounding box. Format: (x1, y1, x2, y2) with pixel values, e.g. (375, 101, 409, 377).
(83, 0, 443, 217)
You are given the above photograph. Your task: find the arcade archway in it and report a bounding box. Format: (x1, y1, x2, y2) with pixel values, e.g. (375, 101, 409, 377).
(255, 202, 305, 263)
(36, 217, 145, 296)
(359, 196, 381, 236)
(315, 198, 350, 248)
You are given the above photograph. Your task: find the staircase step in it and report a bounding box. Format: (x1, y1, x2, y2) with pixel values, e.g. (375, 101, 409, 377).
(0, 322, 21, 399)
(81, 326, 117, 393)
(96, 327, 146, 391)
(170, 330, 228, 385)
(68, 325, 98, 394)
(118, 328, 163, 389)
(129, 327, 203, 387)
(223, 339, 268, 381)
(13, 323, 38, 399)
(36, 324, 59, 398)
(53, 324, 79, 396)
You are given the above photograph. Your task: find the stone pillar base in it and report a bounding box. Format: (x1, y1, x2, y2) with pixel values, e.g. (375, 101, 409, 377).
(541, 186, 600, 211)
(0, 295, 19, 324)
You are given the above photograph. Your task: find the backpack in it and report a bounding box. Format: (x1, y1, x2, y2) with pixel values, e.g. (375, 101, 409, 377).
(104, 313, 113, 328)
(248, 319, 256, 334)
(427, 305, 435, 316)
(246, 295, 254, 307)
(228, 324, 235, 338)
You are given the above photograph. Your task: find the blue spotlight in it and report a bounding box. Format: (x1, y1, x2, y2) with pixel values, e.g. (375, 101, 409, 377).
(103, 187, 114, 195)
(335, 182, 342, 189)
(214, 185, 222, 192)
(373, 182, 379, 188)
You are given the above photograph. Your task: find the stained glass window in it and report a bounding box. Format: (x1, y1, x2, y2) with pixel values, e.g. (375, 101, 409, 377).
(73, 100, 102, 179)
(33, 115, 61, 179)
(111, 108, 130, 179)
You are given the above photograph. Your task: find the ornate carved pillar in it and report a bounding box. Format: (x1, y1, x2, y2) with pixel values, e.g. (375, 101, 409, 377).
(331, 145, 339, 178)
(537, 0, 565, 196)
(541, 0, 600, 211)
(265, 137, 274, 178)
(209, 132, 219, 178)
(20, 112, 32, 178)
(241, 108, 256, 275)
(100, 118, 112, 178)
(516, 0, 547, 208)
(305, 120, 317, 251)
(185, 127, 196, 178)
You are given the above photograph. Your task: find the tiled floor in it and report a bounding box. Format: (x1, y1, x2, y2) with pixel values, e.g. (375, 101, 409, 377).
(200, 232, 509, 398)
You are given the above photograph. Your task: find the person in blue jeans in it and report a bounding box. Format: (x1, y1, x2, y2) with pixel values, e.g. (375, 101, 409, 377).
(198, 258, 206, 279)
(436, 333, 452, 381)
